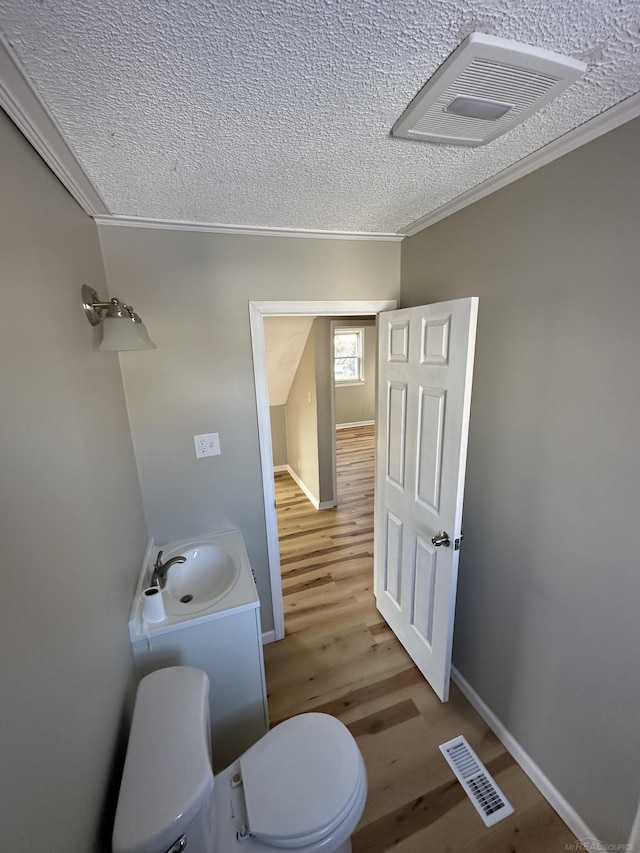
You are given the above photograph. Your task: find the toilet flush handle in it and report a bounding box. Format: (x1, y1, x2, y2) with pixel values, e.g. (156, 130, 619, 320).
(164, 836, 186, 853)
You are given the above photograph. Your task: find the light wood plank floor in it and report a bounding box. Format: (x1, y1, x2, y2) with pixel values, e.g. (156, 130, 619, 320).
(264, 425, 577, 852)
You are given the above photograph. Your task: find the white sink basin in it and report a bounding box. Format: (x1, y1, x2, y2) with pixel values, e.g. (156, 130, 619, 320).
(162, 542, 241, 615)
(130, 529, 259, 639)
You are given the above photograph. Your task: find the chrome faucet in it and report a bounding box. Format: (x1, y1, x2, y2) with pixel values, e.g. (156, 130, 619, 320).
(151, 550, 187, 589)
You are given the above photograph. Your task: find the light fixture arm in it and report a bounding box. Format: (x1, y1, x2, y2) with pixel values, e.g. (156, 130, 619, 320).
(81, 284, 156, 351)
(82, 285, 142, 326)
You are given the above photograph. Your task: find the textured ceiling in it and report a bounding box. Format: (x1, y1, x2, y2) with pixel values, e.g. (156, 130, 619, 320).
(1, 0, 639, 235)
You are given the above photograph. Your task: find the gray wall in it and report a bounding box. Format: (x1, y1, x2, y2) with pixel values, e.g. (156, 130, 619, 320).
(400, 116, 640, 843)
(313, 318, 336, 507)
(98, 226, 400, 632)
(0, 112, 148, 850)
(269, 405, 288, 467)
(334, 320, 377, 426)
(285, 323, 321, 500)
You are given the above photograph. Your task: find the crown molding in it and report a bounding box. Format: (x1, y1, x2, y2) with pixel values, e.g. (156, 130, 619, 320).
(0, 32, 109, 216)
(3, 21, 638, 241)
(93, 214, 404, 241)
(402, 91, 640, 237)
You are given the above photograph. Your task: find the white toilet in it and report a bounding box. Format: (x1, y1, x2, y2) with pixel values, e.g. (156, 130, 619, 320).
(113, 666, 367, 853)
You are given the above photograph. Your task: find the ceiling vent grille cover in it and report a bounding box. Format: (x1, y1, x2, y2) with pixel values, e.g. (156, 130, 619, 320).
(439, 735, 514, 826)
(393, 33, 586, 146)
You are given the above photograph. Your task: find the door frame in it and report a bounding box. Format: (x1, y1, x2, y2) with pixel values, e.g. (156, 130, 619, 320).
(249, 300, 397, 641)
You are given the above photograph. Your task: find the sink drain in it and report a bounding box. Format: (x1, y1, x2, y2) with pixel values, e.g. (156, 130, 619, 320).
(180, 594, 193, 604)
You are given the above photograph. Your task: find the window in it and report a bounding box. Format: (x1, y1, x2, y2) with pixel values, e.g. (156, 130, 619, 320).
(334, 328, 364, 384)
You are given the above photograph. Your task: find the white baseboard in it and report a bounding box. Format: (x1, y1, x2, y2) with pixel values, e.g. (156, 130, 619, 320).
(282, 466, 321, 509)
(262, 629, 277, 645)
(272, 465, 336, 509)
(451, 666, 598, 845)
(336, 420, 375, 430)
(628, 799, 640, 849)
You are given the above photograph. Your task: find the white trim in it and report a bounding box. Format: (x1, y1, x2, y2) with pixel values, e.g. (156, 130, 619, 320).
(286, 465, 320, 509)
(0, 32, 109, 216)
(403, 92, 640, 236)
(251, 300, 396, 317)
(3, 23, 639, 243)
(629, 798, 640, 850)
(282, 465, 337, 511)
(249, 303, 284, 641)
(261, 629, 277, 645)
(451, 666, 597, 845)
(336, 420, 375, 430)
(274, 462, 337, 508)
(94, 214, 403, 242)
(334, 325, 365, 385)
(250, 300, 396, 641)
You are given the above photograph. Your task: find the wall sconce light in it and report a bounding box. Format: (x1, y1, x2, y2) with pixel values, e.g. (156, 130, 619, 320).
(82, 285, 156, 351)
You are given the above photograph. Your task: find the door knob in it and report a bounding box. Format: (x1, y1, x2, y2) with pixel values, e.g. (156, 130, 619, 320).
(431, 531, 451, 548)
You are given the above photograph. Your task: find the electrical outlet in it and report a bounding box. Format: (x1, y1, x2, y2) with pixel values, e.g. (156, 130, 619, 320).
(194, 433, 221, 458)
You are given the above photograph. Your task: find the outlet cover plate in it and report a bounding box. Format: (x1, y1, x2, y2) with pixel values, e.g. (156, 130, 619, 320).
(194, 433, 221, 458)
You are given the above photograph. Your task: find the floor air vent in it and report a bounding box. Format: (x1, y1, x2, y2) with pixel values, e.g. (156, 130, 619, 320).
(439, 735, 514, 827)
(392, 32, 586, 146)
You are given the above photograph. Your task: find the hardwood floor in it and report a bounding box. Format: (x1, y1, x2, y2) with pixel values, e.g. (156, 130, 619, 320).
(264, 425, 577, 852)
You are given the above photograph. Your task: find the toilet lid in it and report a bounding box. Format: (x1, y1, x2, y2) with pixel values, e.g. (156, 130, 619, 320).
(239, 713, 362, 847)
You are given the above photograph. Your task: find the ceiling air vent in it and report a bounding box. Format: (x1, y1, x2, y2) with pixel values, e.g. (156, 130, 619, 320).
(392, 33, 586, 146)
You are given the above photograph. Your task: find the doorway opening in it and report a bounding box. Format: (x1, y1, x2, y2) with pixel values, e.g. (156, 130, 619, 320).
(249, 300, 396, 641)
(273, 423, 376, 634)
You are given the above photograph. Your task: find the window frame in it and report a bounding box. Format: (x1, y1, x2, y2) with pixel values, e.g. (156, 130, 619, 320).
(333, 326, 365, 386)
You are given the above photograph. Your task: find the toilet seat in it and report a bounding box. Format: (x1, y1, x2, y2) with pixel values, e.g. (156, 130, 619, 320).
(239, 713, 365, 849)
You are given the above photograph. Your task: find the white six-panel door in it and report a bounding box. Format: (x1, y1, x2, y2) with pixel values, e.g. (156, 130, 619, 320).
(374, 298, 478, 702)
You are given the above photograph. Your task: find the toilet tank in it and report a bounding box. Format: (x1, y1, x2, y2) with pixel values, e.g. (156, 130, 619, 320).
(113, 667, 216, 853)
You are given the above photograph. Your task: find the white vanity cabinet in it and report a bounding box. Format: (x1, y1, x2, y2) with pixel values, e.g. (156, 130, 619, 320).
(129, 531, 269, 772)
